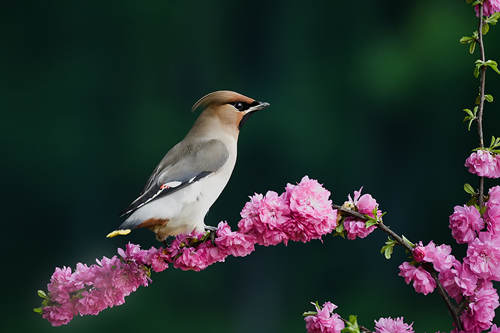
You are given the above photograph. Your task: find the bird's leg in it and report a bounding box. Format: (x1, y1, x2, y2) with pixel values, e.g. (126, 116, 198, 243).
(204, 225, 217, 244)
(204, 225, 217, 232)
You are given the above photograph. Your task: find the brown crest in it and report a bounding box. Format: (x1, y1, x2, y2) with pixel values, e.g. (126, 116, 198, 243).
(191, 90, 255, 112)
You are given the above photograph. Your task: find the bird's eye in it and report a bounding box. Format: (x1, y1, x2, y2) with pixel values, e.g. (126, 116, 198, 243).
(231, 102, 247, 111)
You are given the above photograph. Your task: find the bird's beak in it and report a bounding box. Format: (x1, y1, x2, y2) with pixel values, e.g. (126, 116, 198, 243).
(245, 101, 270, 114)
(238, 101, 269, 130)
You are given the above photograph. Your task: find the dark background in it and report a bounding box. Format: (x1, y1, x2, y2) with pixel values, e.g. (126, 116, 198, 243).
(2, 0, 500, 332)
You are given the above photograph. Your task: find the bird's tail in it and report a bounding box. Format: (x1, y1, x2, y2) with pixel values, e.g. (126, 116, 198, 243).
(106, 217, 169, 238)
(106, 228, 131, 238)
(105, 217, 138, 238)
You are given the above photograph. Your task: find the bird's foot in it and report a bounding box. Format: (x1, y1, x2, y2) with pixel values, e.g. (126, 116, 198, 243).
(204, 225, 217, 232)
(204, 225, 218, 244)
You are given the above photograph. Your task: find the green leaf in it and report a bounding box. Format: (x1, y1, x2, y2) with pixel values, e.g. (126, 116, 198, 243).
(489, 136, 500, 149)
(463, 108, 474, 118)
(468, 118, 475, 131)
(470, 42, 477, 54)
(402, 235, 415, 248)
(342, 315, 361, 333)
(482, 23, 490, 35)
(485, 60, 500, 74)
(485, 94, 494, 102)
(334, 222, 345, 238)
(33, 307, 43, 314)
(303, 311, 317, 317)
(460, 36, 473, 44)
(380, 237, 396, 260)
(365, 220, 378, 228)
(37, 290, 47, 299)
(471, 0, 483, 6)
(474, 63, 481, 78)
(486, 12, 500, 24)
(464, 183, 476, 195)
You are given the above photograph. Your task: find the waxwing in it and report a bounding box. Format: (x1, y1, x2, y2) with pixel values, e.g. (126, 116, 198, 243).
(107, 91, 269, 241)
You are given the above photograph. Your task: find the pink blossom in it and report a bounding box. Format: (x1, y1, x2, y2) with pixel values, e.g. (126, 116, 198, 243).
(42, 304, 74, 327)
(169, 231, 229, 271)
(357, 193, 378, 216)
(449, 205, 484, 243)
(343, 217, 376, 240)
(465, 150, 499, 178)
(420, 241, 455, 273)
(347, 187, 381, 217)
(439, 266, 462, 302)
(41, 245, 155, 327)
(475, 0, 500, 17)
(490, 324, 500, 333)
(281, 176, 338, 243)
(147, 248, 170, 273)
(342, 188, 379, 240)
(398, 262, 436, 295)
(215, 221, 255, 257)
(374, 317, 414, 333)
(486, 186, 500, 233)
(172, 247, 209, 271)
(47, 267, 78, 304)
(259, 191, 291, 229)
(439, 261, 478, 302)
(464, 231, 500, 281)
(304, 302, 345, 333)
(238, 191, 290, 246)
(461, 280, 499, 333)
(412, 246, 425, 263)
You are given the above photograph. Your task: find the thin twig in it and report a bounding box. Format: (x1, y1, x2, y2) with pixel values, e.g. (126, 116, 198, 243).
(378, 221, 413, 252)
(477, 4, 486, 207)
(333, 205, 463, 330)
(425, 264, 463, 331)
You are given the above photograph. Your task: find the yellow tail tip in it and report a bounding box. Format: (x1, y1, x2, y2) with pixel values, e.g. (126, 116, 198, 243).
(106, 229, 131, 238)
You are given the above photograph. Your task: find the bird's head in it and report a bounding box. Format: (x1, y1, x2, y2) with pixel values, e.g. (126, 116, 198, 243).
(191, 91, 269, 135)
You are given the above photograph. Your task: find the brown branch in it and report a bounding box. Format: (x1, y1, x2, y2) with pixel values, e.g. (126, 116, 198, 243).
(333, 205, 464, 330)
(477, 4, 487, 207)
(425, 264, 463, 331)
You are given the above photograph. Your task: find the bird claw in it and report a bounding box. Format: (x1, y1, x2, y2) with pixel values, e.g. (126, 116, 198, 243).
(204, 226, 217, 244)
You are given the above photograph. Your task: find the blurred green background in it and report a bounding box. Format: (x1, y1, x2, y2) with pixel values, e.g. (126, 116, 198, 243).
(2, 0, 500, 332)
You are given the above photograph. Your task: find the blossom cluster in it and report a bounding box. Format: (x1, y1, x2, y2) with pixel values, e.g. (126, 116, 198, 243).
(304, 302, 344, 333)
(398, 186, 500, 332)
(38, 244, 167, 326)
(475, 0, 500, 17)
(304, 301, 414, 333)
(340, 188, 380, 240)
(465, 150, 500, 179)
(374, 317, 414, 333)
(38, 176, 340, 326)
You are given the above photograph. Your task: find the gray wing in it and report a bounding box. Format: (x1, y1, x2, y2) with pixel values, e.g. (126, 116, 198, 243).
(120, 139, 229, 218)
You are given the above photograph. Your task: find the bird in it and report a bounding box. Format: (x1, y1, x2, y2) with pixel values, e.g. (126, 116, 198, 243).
(106, 90, 270, 242)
